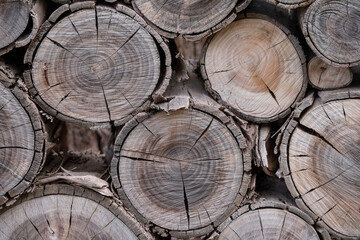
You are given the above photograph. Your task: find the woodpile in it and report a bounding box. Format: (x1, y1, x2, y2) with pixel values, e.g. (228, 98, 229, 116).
(0, 0, 359, 239)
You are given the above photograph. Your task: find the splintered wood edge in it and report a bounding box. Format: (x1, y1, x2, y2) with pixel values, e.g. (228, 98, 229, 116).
(0, 184, 153, 240)
(217, 200, 330, 240)
(131, 0, 252, 41)
(280, 88, 360, 240)
(23, 1, 171, 128)
(0, 84, 47, 206)
(265, 0, 315, 9)
(200, 13, 308, 123)
(110, 102, 252, 237)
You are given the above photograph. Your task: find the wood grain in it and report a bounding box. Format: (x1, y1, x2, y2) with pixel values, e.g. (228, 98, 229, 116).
(266, 0, 315, 9)
(111, 107, 251, 237)
(303, 0, 360, 67)
(26, 4, 170, 127)
(201, 14, 307, 123)
(282, 88, 360, 239)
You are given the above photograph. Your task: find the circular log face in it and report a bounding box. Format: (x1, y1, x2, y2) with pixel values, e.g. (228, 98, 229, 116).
(0, 83, 42, 199)
(0, 1, 29, 49)
(113, 109, 249, 233)
(31, 6, 161, 125)
(203, 17, 305, 122)
(219, 208, 319, 239)
(288, 98, 360, 237)
(132, 0, 237, 35)
(0, 194, 138, 239)
(304, 0, 360, 66)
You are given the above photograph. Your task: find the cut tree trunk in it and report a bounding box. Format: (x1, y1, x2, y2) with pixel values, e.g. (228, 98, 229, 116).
(308, 56, 353, 90)
(303, 0, 360, 67)
(131, 0, 252, 40)
(111, 102, 252, 238)
(24, 2, 171, 128)
(0, 73, 46, 206)
(0, 184, 152, 240)
(217, 200, 327, 240)
(201, 13, 307, 123)
(266, 0, 315, 9)
(280, 87, 360, 239)
(0, 0, 47, 56)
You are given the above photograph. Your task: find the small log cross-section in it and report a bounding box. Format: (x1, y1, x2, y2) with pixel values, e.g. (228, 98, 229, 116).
(111, 104, 251, 238)
(308, 57, 353, 90)
(280, 88, 360, 239)
(303, 0, 360, 67)
(131, 0, 252, 40)
(25, 3, 171, 128)
(0, 81, 46, 206)
(266, 0, 315, 9)
(0, 184, 152, 240)
(201, 14, 307, 123)
(218, 201, 322, 240)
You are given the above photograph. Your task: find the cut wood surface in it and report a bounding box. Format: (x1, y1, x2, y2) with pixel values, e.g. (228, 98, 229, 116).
(266, 0, 315, 9)
(281, 88, 360, 239)
(218, 201, 321, 240)
(0, 80, 46, 206)
(132, 0, 252, 39)
(303, 0, 360, 67)
(111, 105, 251, 238)
(0, 184, 152, 240)
(201, 14, 307, 123)
(308, 57, 353, 90)
(25, 3, 171, 127)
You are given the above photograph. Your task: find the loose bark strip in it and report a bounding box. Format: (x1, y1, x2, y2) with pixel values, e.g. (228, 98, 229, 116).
(24, 2, 171, 128)
(218, 201, 323, 240)
(131, 0, 252, 40)
(0, 77, 46, 206)
(0, 0, 46, 56)
(303, 0, 360, 67)
(111, 104, 251, 238)
(280, 88, 360, 239)
(201, 14, 307, 123)
(308, 56, 353, 90)
(266, 0, 315, 9)
(0, 184, 152, 240)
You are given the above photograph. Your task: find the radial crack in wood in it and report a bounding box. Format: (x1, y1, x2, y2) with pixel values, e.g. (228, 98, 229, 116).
(111, 107, 251, 237)
(201, 14, 307, 123)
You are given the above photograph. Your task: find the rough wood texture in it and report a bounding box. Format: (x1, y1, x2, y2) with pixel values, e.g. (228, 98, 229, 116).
(24, 3, 171, 128)
(0, 184, 152, 240)
(111, 104, 251, 238)
(132, 0, 252, 40)
(0, 78, 46, 206)
(308, 56, 353, 90)
(201, 14, 307, 123)
(303, 0, 360, 67)
(280, 88, 360, 239)
(266, 0, 315, 9)
(218, 201, 321, 240)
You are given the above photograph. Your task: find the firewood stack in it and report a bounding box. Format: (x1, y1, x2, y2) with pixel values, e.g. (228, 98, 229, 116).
(0, 0, 359, 239)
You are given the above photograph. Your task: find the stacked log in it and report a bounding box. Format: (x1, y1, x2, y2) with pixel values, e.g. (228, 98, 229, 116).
(0, 0, 46, 56)
(0, 67, 46, 206)
(0, 184, 151, 239)
(266, 0, 315, 9)
(111, 102, 251, 238)
(280, 88, 360, 239)
(24, 2, 171, 128)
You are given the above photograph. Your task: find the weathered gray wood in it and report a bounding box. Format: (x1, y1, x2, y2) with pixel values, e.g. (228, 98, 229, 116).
(303, 0, 360, 67)
(131, 0, 252, 40)
(0, 184, 152, 239)
(280, 88, 360, 239)
(266, 0, 315, 9)
(201, 14, 307, 123)
(0, 69, 46, 206)
(24, 3, 171, 128)
(111, 104, 251, 238)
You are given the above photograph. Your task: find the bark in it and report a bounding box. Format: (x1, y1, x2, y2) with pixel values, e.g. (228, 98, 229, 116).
(266, 0, 315, 9)
(280, 87, 360, 239)
(201, 13, 307, 123)
(24, 2, 171, 128)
